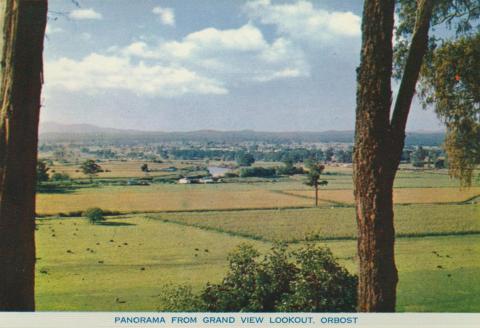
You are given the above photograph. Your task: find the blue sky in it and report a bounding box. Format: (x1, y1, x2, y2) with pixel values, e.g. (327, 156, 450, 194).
(42, 0, 442, 132)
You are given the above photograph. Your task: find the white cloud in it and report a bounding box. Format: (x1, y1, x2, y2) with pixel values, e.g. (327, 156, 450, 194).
(69, 8, 102, 20)
(122, 24, 271, 60)
(46, 23, 310, 98)
(121, 24, 309, 83)
(44, 53, 227, 97)
(245, 0, 360, 43)
(184, 24, 266, 52)
(254, 67, 304, 82)
(152, 6, 175, 26)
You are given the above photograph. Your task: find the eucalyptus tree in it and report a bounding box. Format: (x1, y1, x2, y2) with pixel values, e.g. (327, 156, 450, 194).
(355, 0, 479, 311)
(0, 0, 48, 310)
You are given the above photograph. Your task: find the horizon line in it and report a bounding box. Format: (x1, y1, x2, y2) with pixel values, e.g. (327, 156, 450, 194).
(40, 121, 446, 134)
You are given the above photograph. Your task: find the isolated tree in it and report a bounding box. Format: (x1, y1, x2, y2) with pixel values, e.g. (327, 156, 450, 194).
(305, 162, 327, 207)
(141, 163, 149, 173)
(80, 159, 102, 182)
(0, 0, 48, 310)
(83, 207, 105, 225)
(355, 0, 479, 312)
(36, 160, 50, 184)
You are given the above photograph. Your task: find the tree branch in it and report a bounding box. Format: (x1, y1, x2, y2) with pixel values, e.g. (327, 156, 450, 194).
(390, 0, 435, 153)
(433, 3, 480, 28)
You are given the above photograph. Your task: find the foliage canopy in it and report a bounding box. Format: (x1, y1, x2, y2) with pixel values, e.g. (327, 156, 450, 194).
(80, 159, 102, 178)
(36, 160, 50, 184)
(395, 0, 480, 185)
(83, 207, 105, 224)
(160, 243, 357, 312)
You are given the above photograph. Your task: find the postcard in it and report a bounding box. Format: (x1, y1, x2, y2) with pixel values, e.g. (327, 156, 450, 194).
(0, 1, 479, 327)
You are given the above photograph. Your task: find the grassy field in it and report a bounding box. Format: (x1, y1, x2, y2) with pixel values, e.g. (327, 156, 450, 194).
(148, 203, 480, 242)
(34, 162, 480, 312)
(36, 185, 314, 215)
(35, 216, 269, 311)
(48, 160, 201, 179)
(327, 235, 480, 312)
(393, 170, 480, 188)
(35, 215, 480, 312)
(35, 176, 480, 215)
(283, 187, 480, 205)
(280, 167, 480, 190)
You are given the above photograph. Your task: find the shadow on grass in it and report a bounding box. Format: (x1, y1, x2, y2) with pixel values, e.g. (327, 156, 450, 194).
(96, 221, 136, 227)
(36, 185, 78, 194)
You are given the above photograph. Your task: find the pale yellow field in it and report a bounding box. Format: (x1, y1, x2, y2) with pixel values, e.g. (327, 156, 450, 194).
(49, 160, 191, 179)
(36, 185, 313, 215)
(284, 187, 480, 204)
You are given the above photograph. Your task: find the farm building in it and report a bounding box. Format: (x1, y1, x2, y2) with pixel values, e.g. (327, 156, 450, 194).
(178, 177, 192, 184)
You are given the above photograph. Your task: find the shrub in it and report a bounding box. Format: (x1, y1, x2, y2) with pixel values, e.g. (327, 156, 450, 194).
(162, 243, 357, 312)
(202, 244, 263, 311)
(51, 172, 71, 181)
(276, 246, 357, 312)
(83, 207, 105, 224)
(158, 284, 205, 312)
(239, 167, 276, 178)
(276, 165, 304, 176)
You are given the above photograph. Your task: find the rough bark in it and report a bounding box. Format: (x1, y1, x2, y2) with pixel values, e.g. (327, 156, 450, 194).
(354, 0, 434, 312)
(0, 0, 47, 311)
(354, 0, 397, 312)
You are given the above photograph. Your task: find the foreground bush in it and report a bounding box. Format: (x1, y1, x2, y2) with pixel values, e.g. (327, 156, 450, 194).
(160, 243, 357, 312)
(158, 285, 205, 312)
(83, 207, 105, 224)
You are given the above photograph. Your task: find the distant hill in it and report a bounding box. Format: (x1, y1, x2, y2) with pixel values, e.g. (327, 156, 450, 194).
(39, 122, 445, 146)
(40, 122, 135, 134)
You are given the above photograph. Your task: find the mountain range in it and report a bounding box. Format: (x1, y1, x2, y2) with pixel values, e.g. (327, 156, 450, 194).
(39, 122, 445, 146)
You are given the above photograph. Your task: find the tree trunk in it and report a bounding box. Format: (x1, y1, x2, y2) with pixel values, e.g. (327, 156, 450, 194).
(314, 182, 318, 207)
(0, 0, 47, 311)
(354, 0, 434, 312)
(354, 0, 398, 312)
(390, 0, 435, 156)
